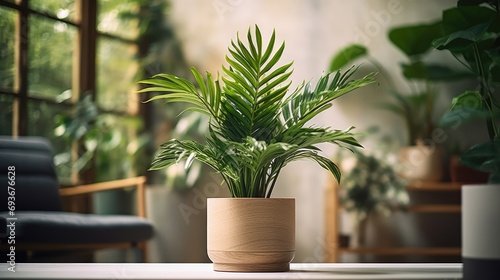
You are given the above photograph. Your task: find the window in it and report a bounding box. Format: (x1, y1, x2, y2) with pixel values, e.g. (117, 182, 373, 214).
(0, 0, 148, 182)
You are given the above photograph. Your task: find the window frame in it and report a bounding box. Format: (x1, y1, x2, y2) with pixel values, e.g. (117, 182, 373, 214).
(0, 0, 141, 135)
(0, 0, 145, 182)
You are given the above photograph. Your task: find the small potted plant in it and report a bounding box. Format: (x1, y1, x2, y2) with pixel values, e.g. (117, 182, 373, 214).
(432, 1, 499, 279)
(338, 133, 409, 247)
(139, 25, 376, 272)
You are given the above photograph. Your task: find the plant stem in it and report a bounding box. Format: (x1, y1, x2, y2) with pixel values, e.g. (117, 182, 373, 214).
(256, 169, 267, 197)
(424, 81, 435, 141)
(451, 52, 474, 73)
(473, 43, 499, 140)
(266, 161, 284, 198)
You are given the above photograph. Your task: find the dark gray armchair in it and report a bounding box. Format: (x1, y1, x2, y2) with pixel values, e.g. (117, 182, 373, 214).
(0, 137, 153, 262)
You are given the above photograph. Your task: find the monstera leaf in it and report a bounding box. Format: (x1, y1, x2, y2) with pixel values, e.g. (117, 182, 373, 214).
(329, 44, 368, 71)
(461, 140, 500, 178)
(389, 21, 443, 57)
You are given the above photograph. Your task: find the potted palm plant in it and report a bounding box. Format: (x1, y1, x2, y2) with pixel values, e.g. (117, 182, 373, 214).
(432, 1, 500, 279)
(139, 25, 376, 272)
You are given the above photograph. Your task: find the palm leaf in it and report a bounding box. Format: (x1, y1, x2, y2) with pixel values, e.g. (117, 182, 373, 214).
(138, 69, 222, 121)
(220, 27, 292, 142)
(282, 68, 376, 130)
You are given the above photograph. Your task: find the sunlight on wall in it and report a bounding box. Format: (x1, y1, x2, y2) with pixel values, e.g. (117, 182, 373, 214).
(167, 0, 458, 262)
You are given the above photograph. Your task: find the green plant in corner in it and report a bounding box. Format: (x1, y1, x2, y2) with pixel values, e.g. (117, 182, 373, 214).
(434, 0, 500, 183)
(138, 26, 376, 198)
(330, 23, 470, 146)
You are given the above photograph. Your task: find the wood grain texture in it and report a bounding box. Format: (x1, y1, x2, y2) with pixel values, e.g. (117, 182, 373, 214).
(324, 174, 339, 262)
(59, 176, 147, 196)
(59, 176, 148, 218)
(208, 251, 294, 272)
(338, 247, 461, 256)
(207, 198, 295, 272)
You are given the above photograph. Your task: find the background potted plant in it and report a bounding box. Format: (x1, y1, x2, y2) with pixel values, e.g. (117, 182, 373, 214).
(338, 132, 409, 248)
(139, 25, 376, 272)
(330, 22, 469, 182)
(386, 22, 448, 182)
(432, 1, 500, 279)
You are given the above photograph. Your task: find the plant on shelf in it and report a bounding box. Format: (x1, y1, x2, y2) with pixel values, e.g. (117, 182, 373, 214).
(338, 131, 409, 246)
(340, 150, 409, 220)
(434, 0, 500, 183)
(139, 25, 376, 198)
(138, 25, 376, 272)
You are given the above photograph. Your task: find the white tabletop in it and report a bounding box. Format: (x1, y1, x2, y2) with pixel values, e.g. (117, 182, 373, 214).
(0, 263, 462, 280)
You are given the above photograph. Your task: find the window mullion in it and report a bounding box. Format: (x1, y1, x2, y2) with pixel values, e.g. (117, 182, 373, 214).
(75, 0, 98, 184)
(76, 0, 97, 102)
(13, 0, 29, 136)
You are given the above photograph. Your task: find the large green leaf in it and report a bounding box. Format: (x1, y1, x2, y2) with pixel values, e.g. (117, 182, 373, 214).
(440, 6, 496, 34)
(439, 107, 496, 127)
(486, 47, 500, 65)
(487, 47, 500, 83)
(425, 64, 474, 81)
(437, 91, 497, 127)
(329, 44, 368, 71)
(458, 0, 498, 8)
(388, 21, 443, 57)
(451, 90, 482, 111)
(401, 61, 473, 81)
(461, 139, 500, 175)
(432, 23, 490, 52)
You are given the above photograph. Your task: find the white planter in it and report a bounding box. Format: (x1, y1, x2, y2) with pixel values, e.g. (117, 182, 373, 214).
(463, 184, 500, 279)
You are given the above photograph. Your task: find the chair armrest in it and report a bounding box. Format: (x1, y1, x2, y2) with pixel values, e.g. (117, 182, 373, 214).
(59, 177, 146, 196)
(59, 176, 147, 217)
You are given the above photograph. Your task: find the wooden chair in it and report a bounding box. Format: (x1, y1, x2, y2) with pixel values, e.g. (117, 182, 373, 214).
(0, 137, 153, 262)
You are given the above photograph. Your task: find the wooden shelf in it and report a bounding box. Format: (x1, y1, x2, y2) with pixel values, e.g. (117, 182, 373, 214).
(324, 178, 463, 262)
(407, 181, 462, 191)
(408, 204, 461, 213)
(338, 247, 461, 256)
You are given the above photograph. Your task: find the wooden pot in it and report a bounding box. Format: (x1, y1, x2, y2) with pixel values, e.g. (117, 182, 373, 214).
(398, 145, 443, 182)
(207, 198, 295, 272)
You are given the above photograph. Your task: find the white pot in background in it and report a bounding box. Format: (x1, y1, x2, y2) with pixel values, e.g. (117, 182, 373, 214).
(463, 184, 500, 279)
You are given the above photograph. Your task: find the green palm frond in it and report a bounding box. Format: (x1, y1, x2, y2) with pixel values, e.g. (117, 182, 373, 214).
(282, 67, 377, 130)
(139, 25, 377, 197)
(221, 27, 293, 142)
(138, 68, 223, 121)
(282, 126, 362, 149)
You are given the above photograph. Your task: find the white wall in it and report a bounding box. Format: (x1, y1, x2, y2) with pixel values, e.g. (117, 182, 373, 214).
(166, 0, 458, 262)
